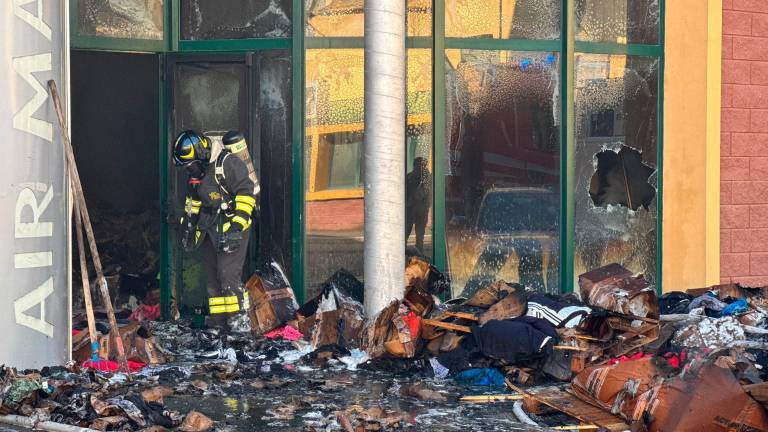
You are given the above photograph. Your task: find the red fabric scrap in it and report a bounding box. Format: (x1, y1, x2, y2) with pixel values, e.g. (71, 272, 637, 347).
(608, 352, 651, 365)
(403, 311, 421, 339)
(264, 325, 304, 341)
(663, 351, 686, 369)
(607, 352, 687, 368)
(129, 304, 161, 321)
(82, 359, 145, 372)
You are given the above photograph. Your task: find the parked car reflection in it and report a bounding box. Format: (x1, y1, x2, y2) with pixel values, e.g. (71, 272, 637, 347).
(447, 187, 559, 298)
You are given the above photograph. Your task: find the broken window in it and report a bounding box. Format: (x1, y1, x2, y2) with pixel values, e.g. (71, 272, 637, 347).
(78, 0, 164, 40)
(180, 0, 292, 40)
(575, 0, 660, 44)
(589, 146, 656, 211)
(444, 50, 561, 298)
(573, 54, 659, 286)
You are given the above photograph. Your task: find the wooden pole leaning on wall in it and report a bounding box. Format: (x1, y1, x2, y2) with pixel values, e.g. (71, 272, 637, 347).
(48, 80, 130, 373)
(74, 206, 99, 363)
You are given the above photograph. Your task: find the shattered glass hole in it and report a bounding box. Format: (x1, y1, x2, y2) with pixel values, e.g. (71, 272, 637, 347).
(589, 146, 656, 211)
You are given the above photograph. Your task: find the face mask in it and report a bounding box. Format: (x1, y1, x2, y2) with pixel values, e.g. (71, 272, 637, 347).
(185, 161, 206, 179)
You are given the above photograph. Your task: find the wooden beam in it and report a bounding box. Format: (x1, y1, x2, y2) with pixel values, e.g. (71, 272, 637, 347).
(459, 394, 523, 402)
(422, 319, 471, 333)
(445, 311, 479, 321)
(554, 345, 590, 352)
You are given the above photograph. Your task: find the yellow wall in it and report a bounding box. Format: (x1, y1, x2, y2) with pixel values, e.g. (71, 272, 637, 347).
(663, 0, 722, 291)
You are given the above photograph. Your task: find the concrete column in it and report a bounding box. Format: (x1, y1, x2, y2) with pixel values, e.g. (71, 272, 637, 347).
(363, 0, 407, 316)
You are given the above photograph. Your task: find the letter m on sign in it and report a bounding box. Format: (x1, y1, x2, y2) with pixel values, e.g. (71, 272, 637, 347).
(12, 53, 52, 142)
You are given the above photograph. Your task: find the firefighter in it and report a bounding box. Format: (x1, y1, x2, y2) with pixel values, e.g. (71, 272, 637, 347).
(172, 130, 258, 332)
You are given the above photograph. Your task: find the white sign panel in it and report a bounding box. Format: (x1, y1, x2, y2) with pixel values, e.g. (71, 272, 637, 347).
(1, 0, 69, 368)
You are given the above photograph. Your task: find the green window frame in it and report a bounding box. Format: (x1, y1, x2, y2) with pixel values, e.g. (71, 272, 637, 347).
(297, 0, 665, 297)
(70, 0, 664, 311)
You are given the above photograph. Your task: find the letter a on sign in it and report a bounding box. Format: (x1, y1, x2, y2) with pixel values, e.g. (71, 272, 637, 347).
(14, 277, 55, 337)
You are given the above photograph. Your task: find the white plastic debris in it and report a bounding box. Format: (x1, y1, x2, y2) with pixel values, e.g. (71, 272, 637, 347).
(278, 344, 314, 364)
(429, 358, 449, 380)
(339, 349, 369, 371)
(673, 316, 746, 350)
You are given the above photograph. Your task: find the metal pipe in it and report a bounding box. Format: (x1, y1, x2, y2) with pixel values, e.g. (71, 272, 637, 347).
(0, 414, 98, 432)
(363, 0, 407, 316)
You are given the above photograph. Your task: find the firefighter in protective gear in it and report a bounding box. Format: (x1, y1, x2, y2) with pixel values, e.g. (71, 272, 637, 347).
(172, 130, 258, 332)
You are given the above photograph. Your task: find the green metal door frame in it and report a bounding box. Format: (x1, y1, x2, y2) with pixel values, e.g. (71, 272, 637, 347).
(291, 0, 306, 304)
(159, 53, 171, 318)
(561, 0, 575, 293)
(432, 0, 447, 280)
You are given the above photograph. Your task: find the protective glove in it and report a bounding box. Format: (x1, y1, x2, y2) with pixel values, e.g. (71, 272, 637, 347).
(221, 228, 243, 254)
(182, 227, 202, 252)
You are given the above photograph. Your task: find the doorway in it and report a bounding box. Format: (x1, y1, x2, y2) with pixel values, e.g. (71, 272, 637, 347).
(165, 51, 293, 312)
(70, 50, 161, 319)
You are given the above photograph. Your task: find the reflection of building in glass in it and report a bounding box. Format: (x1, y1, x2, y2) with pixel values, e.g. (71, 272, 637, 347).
(303, 46, 434, 292)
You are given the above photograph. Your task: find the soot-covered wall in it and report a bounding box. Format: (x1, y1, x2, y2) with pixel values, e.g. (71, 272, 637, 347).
(71, 51, 159, 213)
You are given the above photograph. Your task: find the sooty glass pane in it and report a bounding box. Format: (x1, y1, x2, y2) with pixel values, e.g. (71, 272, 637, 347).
(409, 0, 432, 36)
(445, 0, 561, 40)
(174, 63, 247, 133)
(258, 51, 293, 275)
(305, 0, 362, 37)
(78, 0, 164, 40)
(575, 0, 660, 44)
(305, 0, 431, 37)
(181, 0, 292, 39)
(573, 54, 659, 287)
(445, 50, 561, 298)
